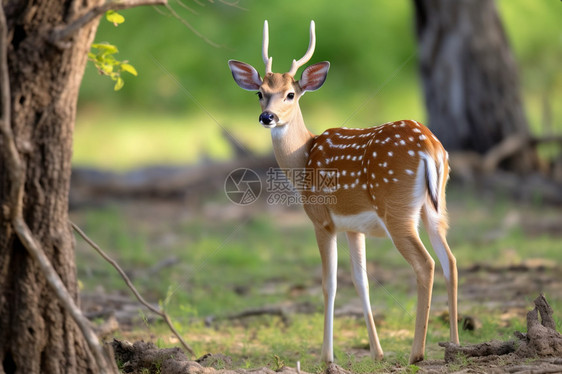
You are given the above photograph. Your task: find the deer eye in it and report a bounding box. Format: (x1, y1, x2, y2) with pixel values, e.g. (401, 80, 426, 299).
(257, 92, 263, 100)
(286, 92, 295, 100)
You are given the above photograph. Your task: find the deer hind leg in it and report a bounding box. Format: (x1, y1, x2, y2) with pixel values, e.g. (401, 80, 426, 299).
(422, 205, 459, 344)
(346, 231, 384, 361)
(387, 224, 435, 364)
(314, 225, 338, 363)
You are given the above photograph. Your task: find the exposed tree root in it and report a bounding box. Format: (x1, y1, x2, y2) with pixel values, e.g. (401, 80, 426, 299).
(440, 294, 562, 363)
(439, 340, 517, 363)
(515, 294, 562, 358)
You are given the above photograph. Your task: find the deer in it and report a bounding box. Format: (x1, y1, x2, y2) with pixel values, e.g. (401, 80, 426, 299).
(228, 20, 459, 365)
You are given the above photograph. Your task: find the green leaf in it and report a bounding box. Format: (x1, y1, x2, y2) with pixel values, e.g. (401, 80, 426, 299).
(101, 63, 114, 74)
(120, 63, 138, 76)
(114, 77, 124, 91)
(91, 43, 118, 54)
(104, 55, 118, 64)
(105, 10, 125, 26)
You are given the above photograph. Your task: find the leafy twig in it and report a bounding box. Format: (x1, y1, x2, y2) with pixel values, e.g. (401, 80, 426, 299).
(71, 222, 196, 358)
(88, 42, 138, 90)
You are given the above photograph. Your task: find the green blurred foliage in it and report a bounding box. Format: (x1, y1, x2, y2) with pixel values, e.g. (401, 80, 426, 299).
(79, 0, 419, 119)
(76, 0, 561, 167)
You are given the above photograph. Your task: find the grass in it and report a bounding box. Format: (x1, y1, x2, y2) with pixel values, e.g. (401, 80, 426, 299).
(71, 185, 562, 372)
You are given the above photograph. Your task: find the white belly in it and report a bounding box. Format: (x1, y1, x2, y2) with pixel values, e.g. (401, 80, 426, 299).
(330, 211, 388, 237)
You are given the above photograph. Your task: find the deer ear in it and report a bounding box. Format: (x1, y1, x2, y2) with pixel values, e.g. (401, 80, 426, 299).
(299, 62, 330, 92)
(228, 60, 262, 91)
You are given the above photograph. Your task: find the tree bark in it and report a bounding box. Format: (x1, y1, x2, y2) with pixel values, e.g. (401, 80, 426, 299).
(0, 1, 103, 373)
(413, 0, 537, 172)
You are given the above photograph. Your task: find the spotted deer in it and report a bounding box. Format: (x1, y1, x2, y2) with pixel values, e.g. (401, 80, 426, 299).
(228, 20, 459, 364)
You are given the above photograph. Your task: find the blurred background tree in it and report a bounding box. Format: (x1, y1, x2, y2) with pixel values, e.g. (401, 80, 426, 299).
(413, 0, 537, 172)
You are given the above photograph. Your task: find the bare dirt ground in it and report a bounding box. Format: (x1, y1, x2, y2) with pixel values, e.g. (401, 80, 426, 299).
(75, 196, 562, 373)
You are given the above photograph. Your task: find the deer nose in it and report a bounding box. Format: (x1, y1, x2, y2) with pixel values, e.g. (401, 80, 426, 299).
(259, 111, 278, 127)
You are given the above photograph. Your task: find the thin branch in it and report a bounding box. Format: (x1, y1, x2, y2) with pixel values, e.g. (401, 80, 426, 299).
(217, 0, 247, 11)
(163, 3, 222, 48)
(152, 4, 172, 17)
(0, 7, 117, 373)
(71, 222, 196, 358)
(50, 0, 168, 43)
(175, 0, 199, 15)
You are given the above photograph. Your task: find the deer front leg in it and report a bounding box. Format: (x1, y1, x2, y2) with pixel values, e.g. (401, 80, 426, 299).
(314, 225, 338, 363)
(346, 231, 384, 361)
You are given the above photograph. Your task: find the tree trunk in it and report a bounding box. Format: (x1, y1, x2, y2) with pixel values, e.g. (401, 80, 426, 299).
(0, 1, 103, 373)
(413, 0, 537, 171)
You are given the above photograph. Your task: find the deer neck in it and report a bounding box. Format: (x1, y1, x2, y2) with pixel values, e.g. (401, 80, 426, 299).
(270, 108, 315, 171)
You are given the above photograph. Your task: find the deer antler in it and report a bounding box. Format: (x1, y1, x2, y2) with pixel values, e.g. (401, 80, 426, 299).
(288, 20, 316, 76)
(262, 20, 273, 74)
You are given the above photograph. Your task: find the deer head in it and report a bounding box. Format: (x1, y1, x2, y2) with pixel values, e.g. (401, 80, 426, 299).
(228, 21, 330, 129)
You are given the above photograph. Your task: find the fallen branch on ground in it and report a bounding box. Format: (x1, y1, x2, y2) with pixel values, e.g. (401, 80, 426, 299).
(224, 306, 290, 325)
(450, 132, 562, 180)
(70, 154, 277, 203)
(71, 222, 196, 358)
